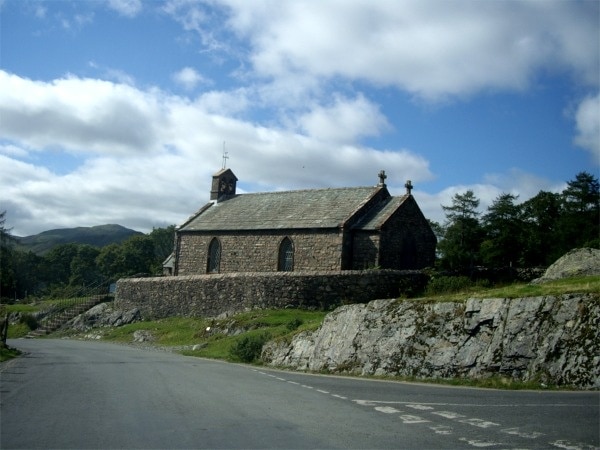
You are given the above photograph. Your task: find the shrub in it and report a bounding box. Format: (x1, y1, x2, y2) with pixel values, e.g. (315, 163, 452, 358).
(425, 275, 473, 296)
(19, 314, 38, 331)
(286, 317, 303, 331)
(229, 332, 271, 363)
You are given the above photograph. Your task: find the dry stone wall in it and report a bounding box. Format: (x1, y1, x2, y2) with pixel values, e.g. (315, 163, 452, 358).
(115, 270, 428, 319)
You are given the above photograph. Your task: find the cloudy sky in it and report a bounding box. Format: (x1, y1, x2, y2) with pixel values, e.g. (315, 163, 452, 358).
(1, 0, 598, 237)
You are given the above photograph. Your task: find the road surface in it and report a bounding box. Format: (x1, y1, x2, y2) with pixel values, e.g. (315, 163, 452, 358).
(1, 339, 598, 449)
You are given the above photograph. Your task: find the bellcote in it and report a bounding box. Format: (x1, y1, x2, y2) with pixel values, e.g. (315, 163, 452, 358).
(210, 168, 238, 201)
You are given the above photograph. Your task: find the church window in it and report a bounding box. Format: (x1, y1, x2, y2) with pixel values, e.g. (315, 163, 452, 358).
(278, 237, 294, 271)
(207, 238, 221, 273)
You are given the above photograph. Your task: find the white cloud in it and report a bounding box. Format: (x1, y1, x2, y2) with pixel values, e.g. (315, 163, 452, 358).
(574, 93, 600, 163)
(172, 67, 210, 91)
(162, 0, 228, 52)
(297, 95, 390, 144)
(0, 71, 432, 236)
(0, 71, 164, 155)
(222, 0, 599, 100)
(107, 0, 142, 18)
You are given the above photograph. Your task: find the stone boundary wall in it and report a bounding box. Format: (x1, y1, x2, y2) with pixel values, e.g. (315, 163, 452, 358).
(115, 270, 428, 319)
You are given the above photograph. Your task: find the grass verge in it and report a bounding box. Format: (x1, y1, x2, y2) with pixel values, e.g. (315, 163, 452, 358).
(101, 309, 327, 363)
(418, 275, 599, 302)
(0, 346, 21, 362)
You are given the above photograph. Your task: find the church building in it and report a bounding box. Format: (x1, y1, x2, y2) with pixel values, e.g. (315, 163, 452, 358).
(171, 168, 436, 275)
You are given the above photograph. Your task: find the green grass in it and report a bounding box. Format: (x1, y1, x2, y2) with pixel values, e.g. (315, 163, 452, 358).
(418, 275, 599, 302)
(101, 309, 328, 362)
(1, 297, 92, 315)
(0, 345, 21, 362)
(6, 322, 31, 339)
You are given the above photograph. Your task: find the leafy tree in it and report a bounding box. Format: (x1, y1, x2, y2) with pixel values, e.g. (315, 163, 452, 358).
(43, 243, 81, 287)
(557, 171, 599, 251)
(480, 193, 523, 267)
(69, 245, 101, 287)
(438, 190, 483, 271)
(118, 235, 156, 276)
(521, 191, 562, 265)
(148, 225, 175, 273)
(0, 211, 17, 300)
(96, 243, 123, 280)
(12, 251, 45, 299)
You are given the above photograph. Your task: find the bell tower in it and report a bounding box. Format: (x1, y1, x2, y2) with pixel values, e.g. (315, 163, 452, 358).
(210, 168, 238, 201)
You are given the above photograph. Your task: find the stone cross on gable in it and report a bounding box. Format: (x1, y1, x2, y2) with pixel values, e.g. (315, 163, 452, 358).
(378, 170, 387, 186)
(405, 180, 413, 195)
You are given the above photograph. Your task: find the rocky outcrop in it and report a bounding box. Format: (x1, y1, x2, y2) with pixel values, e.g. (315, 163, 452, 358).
(262, 294, 600, 389)
(66, 303, 141, 332)
(532, 248, 600, 284)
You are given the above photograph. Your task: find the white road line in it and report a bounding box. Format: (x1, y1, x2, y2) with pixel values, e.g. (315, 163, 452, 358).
(429, 425, 453, 435)
(459, 418, 500, 429)
(287, 381, 300, 385)
(431, 411, 466, 420)
(352, 400, 585, 408)
(399, 414, 430, 424)
(458, 437, 503, 448)
(406, 404, 435, 411)
(331, 394, 347, 400)
(316, 389, 329, 394)
(550, 440, 589, 450)
(374, 406, 401, 414)
(301, 385, 313, 389)
(501, 427, 544, 439)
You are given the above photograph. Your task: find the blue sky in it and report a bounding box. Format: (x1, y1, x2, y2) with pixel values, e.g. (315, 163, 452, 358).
(1, 0, 598, 236)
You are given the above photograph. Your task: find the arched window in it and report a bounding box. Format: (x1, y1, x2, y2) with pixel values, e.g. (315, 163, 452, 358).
(207, 238, 221, 273)
(278, 237, 294, 271)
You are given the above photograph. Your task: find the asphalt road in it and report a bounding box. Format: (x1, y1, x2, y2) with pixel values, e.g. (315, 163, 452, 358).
(1, 339, 598, 449)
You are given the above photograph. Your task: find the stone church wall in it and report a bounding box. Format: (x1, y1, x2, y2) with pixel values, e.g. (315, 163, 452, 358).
(176, 230, 343, 275)
(380, 197, 437, 269)
(115, 270, 428, 319)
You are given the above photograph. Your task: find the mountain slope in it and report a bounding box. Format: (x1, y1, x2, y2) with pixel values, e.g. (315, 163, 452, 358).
(17, 224, 143, 255)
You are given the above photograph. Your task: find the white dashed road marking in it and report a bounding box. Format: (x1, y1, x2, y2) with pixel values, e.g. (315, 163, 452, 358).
(374, 406, 401, 414)
(459, 418, 499, 429)
(432, 410, 466, 420)
(501, 427, 544, 439)
(429, 424, 453, 435)
(459, 437, 502, 448)
(253, 371, 594, 450)
(406, 404, 435, 411)
(399, 414, 430, 424)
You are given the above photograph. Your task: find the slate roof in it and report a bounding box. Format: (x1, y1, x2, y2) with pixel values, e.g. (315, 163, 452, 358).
(179, 186, 389, 231)
(354, 195, 410, 231)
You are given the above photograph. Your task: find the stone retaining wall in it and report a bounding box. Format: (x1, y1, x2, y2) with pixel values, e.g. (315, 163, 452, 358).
(115, 270, 428, 319)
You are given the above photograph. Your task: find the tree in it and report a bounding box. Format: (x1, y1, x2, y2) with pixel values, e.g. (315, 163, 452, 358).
(69, 245, 101, 287)
(96, 243, 124, 280)
(437, 190, 483, 271)
(480, 193, 523, 267)
(43, 243, 81, 287)
(118, 235, 156, 276)
(558, 171, 599, 252)
(12, 251, 45, 299)
(521, 191, 562, 265)
(0, 211, 17, 300)
(148, 225, 175, 274)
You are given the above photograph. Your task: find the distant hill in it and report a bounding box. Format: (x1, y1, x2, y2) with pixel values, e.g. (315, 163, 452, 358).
(16, 224, 143, 255)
